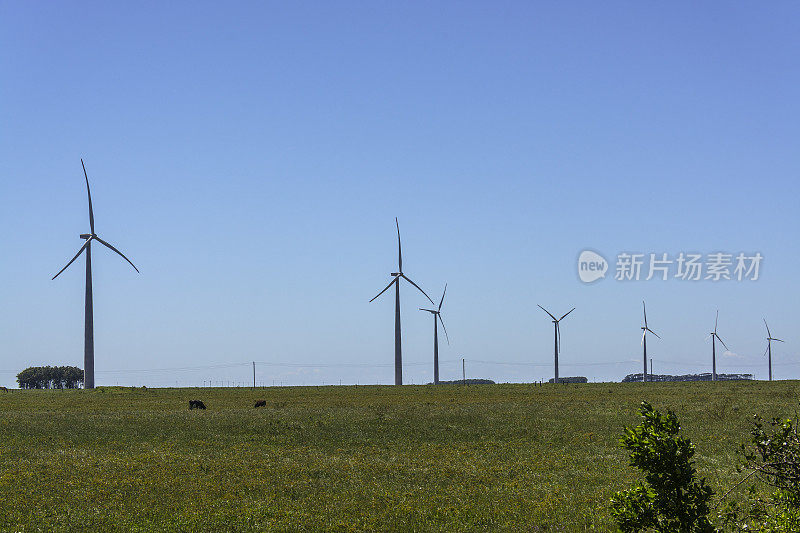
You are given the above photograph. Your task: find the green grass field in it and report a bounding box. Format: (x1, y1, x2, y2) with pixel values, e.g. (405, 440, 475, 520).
(1, 382, 798, 531)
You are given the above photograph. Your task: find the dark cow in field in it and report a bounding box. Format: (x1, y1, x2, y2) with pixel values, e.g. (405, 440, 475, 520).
(0, 387, 8, 392)
(189, 400, 206, 410)
(254, 400, 266, 408)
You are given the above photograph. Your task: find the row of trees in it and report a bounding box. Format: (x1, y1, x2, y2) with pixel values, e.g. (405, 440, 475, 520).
(16, 366, 84, 389)
(622, 372, 754, 382)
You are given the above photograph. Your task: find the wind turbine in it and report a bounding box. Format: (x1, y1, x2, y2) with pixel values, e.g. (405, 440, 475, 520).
(763, 319, 784, 381)
(640, 301, 660, 382)
(708, 310, 729, 382)
(370, 218, 434, 385)
(420, 284, 449, 385)
(52, 159, 139, 389)
(537, 305, 575, 384)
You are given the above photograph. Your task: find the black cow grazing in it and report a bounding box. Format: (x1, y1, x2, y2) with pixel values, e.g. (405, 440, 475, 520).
(189, 400, 206, 410)
(254, 400, 266, 408)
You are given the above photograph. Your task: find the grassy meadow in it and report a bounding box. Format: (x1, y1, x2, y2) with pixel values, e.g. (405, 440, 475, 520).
(0, 381, 798, 531)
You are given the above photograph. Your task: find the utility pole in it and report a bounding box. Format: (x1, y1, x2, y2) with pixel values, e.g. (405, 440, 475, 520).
(252, 362, 256, 389)
(650, 359, 653, 379)
(462, 358, 466, 385)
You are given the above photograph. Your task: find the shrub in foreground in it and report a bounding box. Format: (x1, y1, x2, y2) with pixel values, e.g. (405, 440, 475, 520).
(725, 412, 800, 532)
(610, 401, 714, 532)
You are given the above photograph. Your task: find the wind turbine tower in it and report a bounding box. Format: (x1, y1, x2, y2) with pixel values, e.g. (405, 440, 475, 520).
(709, 310, 729, 381)
(420, 284, 449, 384)
(52, 160, 139, 389)
(370, 218, 434, 385)
(640, 301, 660, 383)
(538, 305, 575, 384)
(763, 319, 784, 382)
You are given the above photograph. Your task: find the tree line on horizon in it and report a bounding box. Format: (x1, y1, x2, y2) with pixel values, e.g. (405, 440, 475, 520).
(16, 366, 84, 389)
(622, 372, 754, 383)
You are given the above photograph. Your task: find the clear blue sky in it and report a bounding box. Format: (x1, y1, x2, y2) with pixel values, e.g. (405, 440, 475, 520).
(1, 2, 798, 387)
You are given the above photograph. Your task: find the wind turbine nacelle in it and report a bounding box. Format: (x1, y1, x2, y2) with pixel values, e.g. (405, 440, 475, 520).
(80, 234, 92, 239)
(390, 272, 400, 277)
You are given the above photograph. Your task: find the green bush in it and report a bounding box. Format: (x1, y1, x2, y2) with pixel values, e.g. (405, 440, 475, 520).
(610, 401, 714, 532)
(731, 412, 800, 531)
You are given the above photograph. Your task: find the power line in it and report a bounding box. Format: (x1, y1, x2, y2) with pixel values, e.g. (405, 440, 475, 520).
(251, 360, 433, 368)
(95, 362, 251, 374)
(462, 359, 636, 367)
(1, 355, 797, 377)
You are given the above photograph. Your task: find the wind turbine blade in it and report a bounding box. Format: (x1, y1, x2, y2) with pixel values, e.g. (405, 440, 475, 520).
(763, 344, 769, 357)
(369, 276, 398, 302)
(52, 240, 90, 280)
(438, 283, 447, 312)
(81, 159, 95, 234)
(557, 322, 561, 353)
(764, 318, 771, 339)
(559, 307, 576, 321)
(438, 313, 450, 344)
(419, 308, 436, 313)
(538, 305, 557, 321)
(642, 301, 648, 327)
(716, 334, 729, 351)
(94, 236, 140, 273)
(647, 327, 661, 340)
(395, 217, 402, 272)
(715, 310, 719, 334)
(773, 338, 785, 343)
(400, 274, 435, 305)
